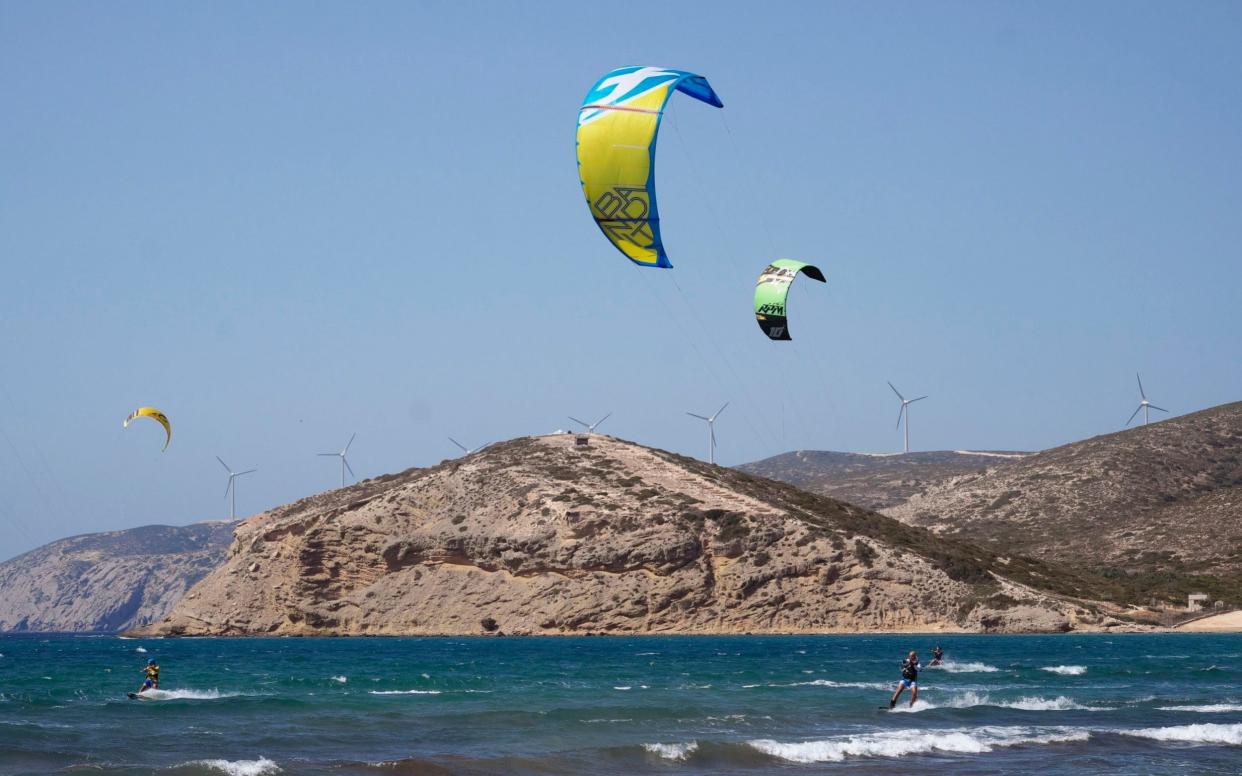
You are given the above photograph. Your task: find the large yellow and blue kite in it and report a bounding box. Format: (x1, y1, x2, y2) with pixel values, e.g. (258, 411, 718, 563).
(576, 67, 723, 268)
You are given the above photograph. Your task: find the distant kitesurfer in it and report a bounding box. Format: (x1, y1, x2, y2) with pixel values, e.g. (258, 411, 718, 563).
(930, 646, 944, 666)
(137, 658, 159, 695)
(889, 651, 920, 708)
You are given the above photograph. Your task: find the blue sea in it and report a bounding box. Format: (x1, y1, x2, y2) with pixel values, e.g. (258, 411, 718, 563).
(1, 633, 1240, 774)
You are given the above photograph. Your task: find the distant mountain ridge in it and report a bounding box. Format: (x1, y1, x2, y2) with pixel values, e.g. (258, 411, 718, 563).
(737, 449, 1029, 511)
(739, 401, 1242, 607)
(889, 402, 1242, 585)
(0, 522, 235, 633)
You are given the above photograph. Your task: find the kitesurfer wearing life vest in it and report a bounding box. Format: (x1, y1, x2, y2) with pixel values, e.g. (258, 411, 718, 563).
(137, 658, 160, 695)
(889, 651, 920, 709)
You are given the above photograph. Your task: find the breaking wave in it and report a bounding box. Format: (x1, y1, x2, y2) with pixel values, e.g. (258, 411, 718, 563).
(747, 726, 1090, 762)
(642, 742, 698, 760)
(369, 689, 441, 695)
(1157, 704, 1242, 713)
(1041, 665, 1087, 676)
(175, 757, 281, 775)
(1120, 723, 1242, 745)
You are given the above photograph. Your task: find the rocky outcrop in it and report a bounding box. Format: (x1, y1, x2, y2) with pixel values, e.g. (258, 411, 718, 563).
(0, 522, 235, 632)
(140, 435, 1115, 637)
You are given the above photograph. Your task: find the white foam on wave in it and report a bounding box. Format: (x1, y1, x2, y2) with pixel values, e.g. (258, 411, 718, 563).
(643, 741, 698, 761)
(331, 676, 347, 684)
(179, 756, 281, 775)
(1041, 665, 1086, 676)
(1121, 723, 1242, 744)
(745, 679, 892, 690)
(890, 692, 1092, 713)
(141, 688, 239, 701)
(937, 661, 999, 673)
(135, 647, 148, 653)
(887, 699, 938, 713)
(614, 685, 631, 691)
(748, 726, 1090, 762)
(1158, 704, 1242, 713)
(369, 689, 441, 695)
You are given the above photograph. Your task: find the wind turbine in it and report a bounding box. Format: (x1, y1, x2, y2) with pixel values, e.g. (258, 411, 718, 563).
(318, 433, 356, 488)
(216, 456, 256, 521)
(569, 412, 611, 435)
(1127, 373, 1168, 427)
(449, 437, 481, 456)
(686, 402, 728, 465)
(888, 381, 928, 454)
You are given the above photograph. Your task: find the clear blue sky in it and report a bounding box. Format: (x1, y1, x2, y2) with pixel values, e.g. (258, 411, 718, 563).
(2, 1, 1240, 560)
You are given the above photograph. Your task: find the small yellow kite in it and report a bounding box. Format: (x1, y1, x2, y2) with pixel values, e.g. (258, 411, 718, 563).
(123, 407, 171, 451)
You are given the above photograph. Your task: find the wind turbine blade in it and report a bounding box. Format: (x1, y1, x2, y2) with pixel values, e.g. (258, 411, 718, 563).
(1149, 404, 1169, 413)
(448, 437, 468, 453)
(238, 468, 257, 476)
(594, 411, 612, 429)
(216, 456, 233, 474)
(344, 433, 356, 455)
(317, 453, 337, 457)
(909, 395, 928, 403)
(888, 381, 905, 401)
(896, 405, 905, 430)
(687, 412, 710, 421)
(1125, 405, 1143, 426)
(713, 402, 729, 419)
(344, 458, 356, 478)
(1136, 373, 1146, 400)
(710, 425, 717, 449)
(568, 416, 589, 428)
(224, 477, 234, 499)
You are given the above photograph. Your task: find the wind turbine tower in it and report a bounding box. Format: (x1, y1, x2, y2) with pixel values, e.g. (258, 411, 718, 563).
(216, 456, 256, 521)
(1127, 373, 1168, 426)
(888, 382, 928, 454)
(318, 433, 356, 488)
(569, 412, 612, 435)
(686, 403, 728, 465)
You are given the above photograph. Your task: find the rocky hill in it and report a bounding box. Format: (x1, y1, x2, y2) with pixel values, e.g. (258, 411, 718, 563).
(737, 450, 1028, 511)
(138, 434, 1140, 637)
(887, 402, 1242, 604)
(0, 522, 235, 632)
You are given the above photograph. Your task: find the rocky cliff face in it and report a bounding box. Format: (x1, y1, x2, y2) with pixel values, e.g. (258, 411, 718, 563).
(140, 435, 1122, 637)
(0, 522, 235, 632)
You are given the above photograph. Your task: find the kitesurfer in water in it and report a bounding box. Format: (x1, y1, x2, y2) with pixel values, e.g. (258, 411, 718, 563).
(137, 658, 159, 695)
(930, 646, 944, 666)
(889, 651, 920, 708)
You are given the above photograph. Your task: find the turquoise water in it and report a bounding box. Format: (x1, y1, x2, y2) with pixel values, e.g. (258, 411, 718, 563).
(1, 633, 1240, 774)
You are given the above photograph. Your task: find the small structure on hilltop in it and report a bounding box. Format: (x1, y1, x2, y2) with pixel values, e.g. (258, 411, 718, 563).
(1187, 593, 1209, 612)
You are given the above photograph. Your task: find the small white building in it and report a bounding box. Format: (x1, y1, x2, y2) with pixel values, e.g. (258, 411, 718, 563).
(1188, 593, 1210, 612)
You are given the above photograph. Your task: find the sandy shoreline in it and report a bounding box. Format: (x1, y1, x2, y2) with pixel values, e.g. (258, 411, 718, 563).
(1176, 610, 1242, 632)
